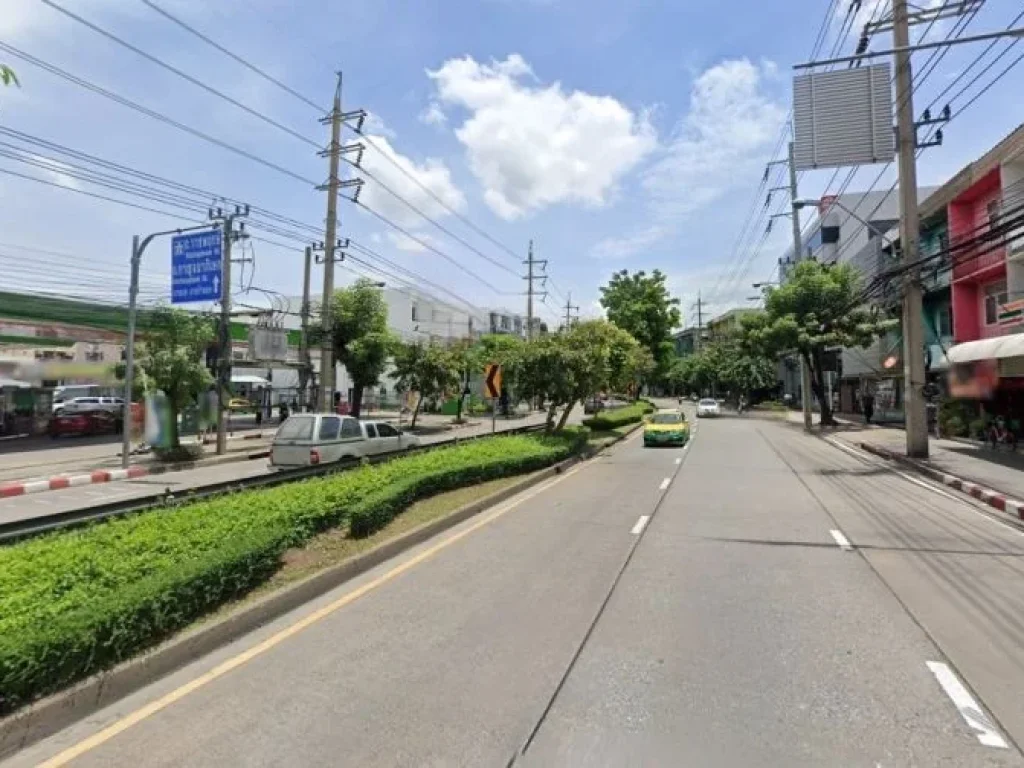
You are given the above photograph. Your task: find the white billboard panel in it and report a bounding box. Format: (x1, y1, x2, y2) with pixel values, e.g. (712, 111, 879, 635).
(793, 64, 894, 171)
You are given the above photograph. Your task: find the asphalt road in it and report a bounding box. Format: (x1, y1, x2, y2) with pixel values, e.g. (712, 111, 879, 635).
(6, 410, 1024, 767)
(0, 411, 571, 525)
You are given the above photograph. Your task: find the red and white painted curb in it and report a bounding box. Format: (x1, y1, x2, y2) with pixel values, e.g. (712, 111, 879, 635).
(858, 441, 1024, 522)
(0, 466, 150, 499)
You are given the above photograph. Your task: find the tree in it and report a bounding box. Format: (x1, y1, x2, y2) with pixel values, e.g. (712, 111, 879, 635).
(744, 260, 891, 425)
(518, 320, 648, 431)
(325, 280, 395, 418)
(137, 307, 214, 449)
(599, 269, 681, 382)
(391, 341, 459, 428)
(1, 65, 17, 88)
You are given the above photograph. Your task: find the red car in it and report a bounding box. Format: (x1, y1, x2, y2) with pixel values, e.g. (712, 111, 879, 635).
(50, 410, 122, 438)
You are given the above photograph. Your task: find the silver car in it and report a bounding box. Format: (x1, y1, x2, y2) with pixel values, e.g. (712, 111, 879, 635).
(696, 398, 721, 418)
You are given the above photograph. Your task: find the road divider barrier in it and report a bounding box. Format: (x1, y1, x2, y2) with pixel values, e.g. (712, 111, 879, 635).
(0, 430, 587, 717)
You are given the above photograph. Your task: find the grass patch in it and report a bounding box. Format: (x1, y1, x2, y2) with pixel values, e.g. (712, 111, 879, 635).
(0, 432, 585, 714)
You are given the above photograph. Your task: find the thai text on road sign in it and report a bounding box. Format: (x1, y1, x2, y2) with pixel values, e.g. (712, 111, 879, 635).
(484, 363, 502, 399)
(172, 229, 223, 304)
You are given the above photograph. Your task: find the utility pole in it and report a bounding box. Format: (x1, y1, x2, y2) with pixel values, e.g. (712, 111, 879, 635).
(563, 291, 579, 329)
(298, 244, 314, 412)
(787, 141, 814, 432)
(523, 240, 547, 340)
(892, 0, 929, 458)
(692, 292, 703, 351)
(316, 72, 365, 411)
(209, 204, 249, 454)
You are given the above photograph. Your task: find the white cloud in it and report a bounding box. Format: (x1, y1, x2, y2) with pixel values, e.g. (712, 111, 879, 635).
(419, 102, 447, 127)
(363, 112, 396, 140)
(427, 54, 656, 220)
(358, 134, 466, 231)
(592, 58, 785, 259)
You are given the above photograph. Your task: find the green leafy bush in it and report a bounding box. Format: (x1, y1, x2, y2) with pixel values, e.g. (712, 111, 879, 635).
(582, 402, 650, 430)
(0, 433, 581, 713)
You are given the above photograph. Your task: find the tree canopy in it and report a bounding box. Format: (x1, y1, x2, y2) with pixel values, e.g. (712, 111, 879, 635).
(391, 341, 460, 428)
(138, 307, 214, 448)
(1, 65, 16, 88)
(325, 279, 395, 418)
(743, 260, 891, 424)
(599, 269, 680, 380)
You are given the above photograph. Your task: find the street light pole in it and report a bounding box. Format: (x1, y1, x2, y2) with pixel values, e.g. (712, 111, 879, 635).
(120, 224, 222, 469)
(787, 141, 814, 432)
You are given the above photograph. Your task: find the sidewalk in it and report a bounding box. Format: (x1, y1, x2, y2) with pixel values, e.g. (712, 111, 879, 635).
(832, 423, 1024, 521)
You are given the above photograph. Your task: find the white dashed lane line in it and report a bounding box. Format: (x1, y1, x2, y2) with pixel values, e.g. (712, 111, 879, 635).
(829, 529, 853, 551)
(926, 661, 1008, 748)
(658, 477, 671, 491)
(631, 515, 650, 535)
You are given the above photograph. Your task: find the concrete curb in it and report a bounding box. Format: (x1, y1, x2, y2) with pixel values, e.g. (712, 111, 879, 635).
(856, 440, 1024, 522)
(0, 445, 270, 499)
(0, 427, 637, 758)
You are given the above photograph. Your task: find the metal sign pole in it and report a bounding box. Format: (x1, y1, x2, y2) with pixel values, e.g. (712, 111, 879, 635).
(121, 235, 141, 469)
(492, 398, 496, 433)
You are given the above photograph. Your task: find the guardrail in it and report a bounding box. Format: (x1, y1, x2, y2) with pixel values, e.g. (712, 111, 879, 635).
(0, 423, 548, 544)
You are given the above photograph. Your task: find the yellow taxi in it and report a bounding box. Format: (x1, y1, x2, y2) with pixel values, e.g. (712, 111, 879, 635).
(643, 409, 689, 447)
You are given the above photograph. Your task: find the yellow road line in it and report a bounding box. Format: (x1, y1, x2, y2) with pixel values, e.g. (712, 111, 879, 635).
(37, 462, 586, 767)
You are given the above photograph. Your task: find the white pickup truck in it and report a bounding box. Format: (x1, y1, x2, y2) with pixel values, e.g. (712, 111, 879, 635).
(269, 413, 421, 468)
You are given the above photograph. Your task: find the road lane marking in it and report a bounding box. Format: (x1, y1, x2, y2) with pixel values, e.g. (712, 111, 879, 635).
(674, 457, 682, 464)
(35, 458, 593, 767)
(829, 529, 853, 551)
(658, 477, 671, 491)
(630, 515, 650, 535)
(925, 661, 1008, 748)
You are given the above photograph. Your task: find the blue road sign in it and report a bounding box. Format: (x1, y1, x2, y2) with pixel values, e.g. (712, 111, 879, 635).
(171, 230, 223, 304)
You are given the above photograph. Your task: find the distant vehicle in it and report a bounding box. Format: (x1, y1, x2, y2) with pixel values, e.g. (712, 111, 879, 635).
(696, 398, 720, 418)
(643, 410, 689, 447)
(56, 396, 123, 415)
(270, 415, 419, 468)
(228, 397, 253, 411)
(50, 409, 121, 438)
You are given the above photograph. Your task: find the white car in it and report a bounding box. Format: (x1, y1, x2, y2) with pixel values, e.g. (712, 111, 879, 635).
(270, 414, 420, 468)
(56, 396, 124, 415)
(696, 398, 721, 418)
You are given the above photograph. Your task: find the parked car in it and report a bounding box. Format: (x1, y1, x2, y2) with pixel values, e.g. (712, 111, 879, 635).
(360, 420, 421, 455)
(55, 396, 123, 416)
(50, 409, 121, 438)
(696, 398, 721, 418)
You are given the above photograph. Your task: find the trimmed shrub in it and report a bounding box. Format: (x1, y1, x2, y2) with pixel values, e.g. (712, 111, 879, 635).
(582, 402, 650, 430)
(0, 433, 581, 713)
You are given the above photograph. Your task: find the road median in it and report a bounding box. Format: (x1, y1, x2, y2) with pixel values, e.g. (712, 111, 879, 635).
(0, 425, 646, 756)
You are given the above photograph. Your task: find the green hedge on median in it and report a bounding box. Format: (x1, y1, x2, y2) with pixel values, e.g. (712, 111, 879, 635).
(0, 431, 585, 713)
(581, 401, 654, 431)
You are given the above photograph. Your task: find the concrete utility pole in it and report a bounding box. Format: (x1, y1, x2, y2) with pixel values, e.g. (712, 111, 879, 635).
(787, 141, 814, 432)
(892, 0, 929, 458)
(318, 74, 344, 412)
(692, 292, 703, 351)
(209, 204, 249, 455)
(563, 291, 579, 329)
(523, 240, 547, 340)
(298, 244, 313, 412)
(316, 73, 365, 412)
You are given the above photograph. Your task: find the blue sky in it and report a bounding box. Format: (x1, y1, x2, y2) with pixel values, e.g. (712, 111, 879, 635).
(1, 0, 1022, 328)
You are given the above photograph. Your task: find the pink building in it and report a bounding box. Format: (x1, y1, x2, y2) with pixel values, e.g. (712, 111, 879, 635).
(948, 127, 1024, 344)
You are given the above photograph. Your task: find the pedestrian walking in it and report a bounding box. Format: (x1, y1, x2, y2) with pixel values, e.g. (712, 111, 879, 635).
(862, 392, 875, 425)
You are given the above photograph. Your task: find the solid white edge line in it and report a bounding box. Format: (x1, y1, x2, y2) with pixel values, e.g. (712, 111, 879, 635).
(926, 661, 1008, 748)
(631, 515, 650, 535)
(829, 529, 853, 551)
(659, 477, 671, 491)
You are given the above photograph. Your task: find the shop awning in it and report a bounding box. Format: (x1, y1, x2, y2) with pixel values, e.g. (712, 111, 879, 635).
(0, 377, 33, 388)
(231, 373, 270, 386)
(945, 335, 1024, 364)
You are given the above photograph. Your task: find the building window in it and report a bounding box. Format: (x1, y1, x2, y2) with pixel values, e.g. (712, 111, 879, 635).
(411, 304, 420, 322)
(984, 281, 1008, 325)
(987, 198, 1002, 228)
(935, 305, 952, 338)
